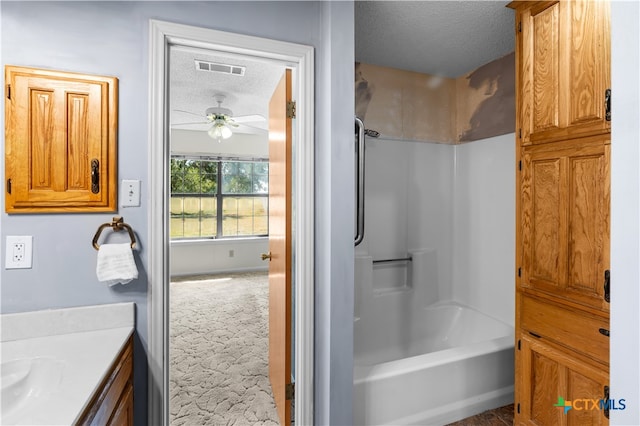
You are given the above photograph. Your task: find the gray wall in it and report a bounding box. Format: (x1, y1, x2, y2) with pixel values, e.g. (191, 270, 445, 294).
(315, 3, 355, 424)
(1, 1, 355, 424)
(610, 1, 640, 424)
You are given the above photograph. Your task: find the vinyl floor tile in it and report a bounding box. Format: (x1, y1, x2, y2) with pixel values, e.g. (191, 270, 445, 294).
(446, 404, 514, 426)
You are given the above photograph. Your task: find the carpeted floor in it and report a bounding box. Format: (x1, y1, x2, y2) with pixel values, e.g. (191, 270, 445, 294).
(169, 272, 280, 426)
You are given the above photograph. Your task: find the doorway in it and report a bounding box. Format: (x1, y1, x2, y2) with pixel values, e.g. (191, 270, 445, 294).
(148, 20, 315, 426)
(168, 43, 285, 424)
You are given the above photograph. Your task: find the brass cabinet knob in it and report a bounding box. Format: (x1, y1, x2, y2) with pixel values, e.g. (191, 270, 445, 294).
(261, 252, 272, 261)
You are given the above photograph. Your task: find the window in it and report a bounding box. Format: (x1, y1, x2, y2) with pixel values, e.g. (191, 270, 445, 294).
(170, 156, 268, 239)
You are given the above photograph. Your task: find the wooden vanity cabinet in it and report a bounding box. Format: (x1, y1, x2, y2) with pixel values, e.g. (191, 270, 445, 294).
(509, 0, 611, 424)
(76, 336, 133, 426)
(108, 384, 134, 426)
(4, 65, 118, 213)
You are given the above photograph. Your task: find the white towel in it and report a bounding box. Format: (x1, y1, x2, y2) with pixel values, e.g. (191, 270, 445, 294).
(96, 243, 138, 286)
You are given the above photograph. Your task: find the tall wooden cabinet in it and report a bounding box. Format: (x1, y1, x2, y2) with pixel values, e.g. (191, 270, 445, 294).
(509, 1, 611, 424)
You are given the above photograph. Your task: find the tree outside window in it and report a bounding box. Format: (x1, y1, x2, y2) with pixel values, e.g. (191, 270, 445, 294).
(170, 157, 268, 239)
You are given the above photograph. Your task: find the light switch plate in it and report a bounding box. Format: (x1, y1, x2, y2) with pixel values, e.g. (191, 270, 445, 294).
(6, 236, 33, 269)
(121, 180, 141, 207)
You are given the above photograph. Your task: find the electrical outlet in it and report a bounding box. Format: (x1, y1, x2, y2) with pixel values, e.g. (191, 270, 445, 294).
(6, 236, 33, 269)
(13, 242, 25, 262)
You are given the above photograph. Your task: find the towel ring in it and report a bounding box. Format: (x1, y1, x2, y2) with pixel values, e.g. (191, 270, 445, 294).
(93, 216, 137, 250)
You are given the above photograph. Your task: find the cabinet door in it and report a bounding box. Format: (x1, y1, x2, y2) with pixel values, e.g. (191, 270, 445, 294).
(516, 333, 609, 426)
(5, 66, 117, 213)
(521, 136, 610, 312)
(77, 338, 133, 426)
(108, 383, 133, 426)
(518, 0, 610, 145)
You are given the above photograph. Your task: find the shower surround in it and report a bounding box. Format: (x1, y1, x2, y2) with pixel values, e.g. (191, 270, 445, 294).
(353, 135, 515, 425)
(354, 55, 516, 425)
(356, 52, 515, 144)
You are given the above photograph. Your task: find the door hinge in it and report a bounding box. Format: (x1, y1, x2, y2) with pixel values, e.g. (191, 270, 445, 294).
(6, 178, 11, 194)
(6, 84, 10, 100)
(604, 269, 610, 303)
(605, 89, 611, 121)
(285, 382, 295, 400)
(286, 101, 296, 119)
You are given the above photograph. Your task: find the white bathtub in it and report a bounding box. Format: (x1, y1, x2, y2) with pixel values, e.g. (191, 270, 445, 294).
(354, 254, 514, 425)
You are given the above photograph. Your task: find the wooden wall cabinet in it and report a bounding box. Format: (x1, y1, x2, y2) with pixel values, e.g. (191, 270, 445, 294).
(510, 0, 611, 424)
(517, 0, 610, 146)
(5, 66, 118, 213)
(77, 337, 133, 426)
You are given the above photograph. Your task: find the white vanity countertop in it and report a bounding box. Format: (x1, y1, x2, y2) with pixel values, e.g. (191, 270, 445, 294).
(1, 303, 135, 425)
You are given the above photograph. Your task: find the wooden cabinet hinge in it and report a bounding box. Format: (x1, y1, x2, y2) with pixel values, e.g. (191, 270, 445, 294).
(6, 84, 10, 100)
(518, 128, 522, 139)
(519, 160, 522, 171)
(517, 403, 521, 414)
(6, 178, 11, 194)
(518, 267, 521, 277)
(605, 89, 611, 121)
(518, 339, 521, 350)
(518, 22, 522, 33)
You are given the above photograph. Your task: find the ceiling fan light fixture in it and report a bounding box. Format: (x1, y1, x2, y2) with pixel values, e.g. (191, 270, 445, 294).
(208, 120, 233, 142)
(171, 94, 255, 139)
(220, 125, 232, 139)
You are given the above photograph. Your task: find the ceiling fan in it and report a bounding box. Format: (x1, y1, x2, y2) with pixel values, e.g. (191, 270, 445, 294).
(172, 94, 265, 141)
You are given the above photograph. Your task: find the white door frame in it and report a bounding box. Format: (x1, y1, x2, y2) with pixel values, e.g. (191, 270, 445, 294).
(148, 19, 315, 425)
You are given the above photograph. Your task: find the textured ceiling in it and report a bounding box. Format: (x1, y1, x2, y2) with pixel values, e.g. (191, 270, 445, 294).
(170, 2, 515, 135)
(170, 45, 284, 134)
(356, 1, 515, 78)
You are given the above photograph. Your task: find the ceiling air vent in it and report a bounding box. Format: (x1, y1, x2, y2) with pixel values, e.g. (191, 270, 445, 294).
(194, 60, 246, 76)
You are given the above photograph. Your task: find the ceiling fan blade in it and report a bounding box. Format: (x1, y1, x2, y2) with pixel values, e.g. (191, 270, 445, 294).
(171, 121, 208, 126)
(173, 109, 203, 118)
(232, 114, 266, 123)
(235, 122, 268, 132)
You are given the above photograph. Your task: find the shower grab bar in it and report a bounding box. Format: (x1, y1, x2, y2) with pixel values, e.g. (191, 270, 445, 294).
(372, 257, 412, 264)
(355, 117, 366, 246)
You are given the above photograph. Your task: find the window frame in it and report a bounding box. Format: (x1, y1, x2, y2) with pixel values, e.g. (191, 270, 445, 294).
(170, 155, 269, 240)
